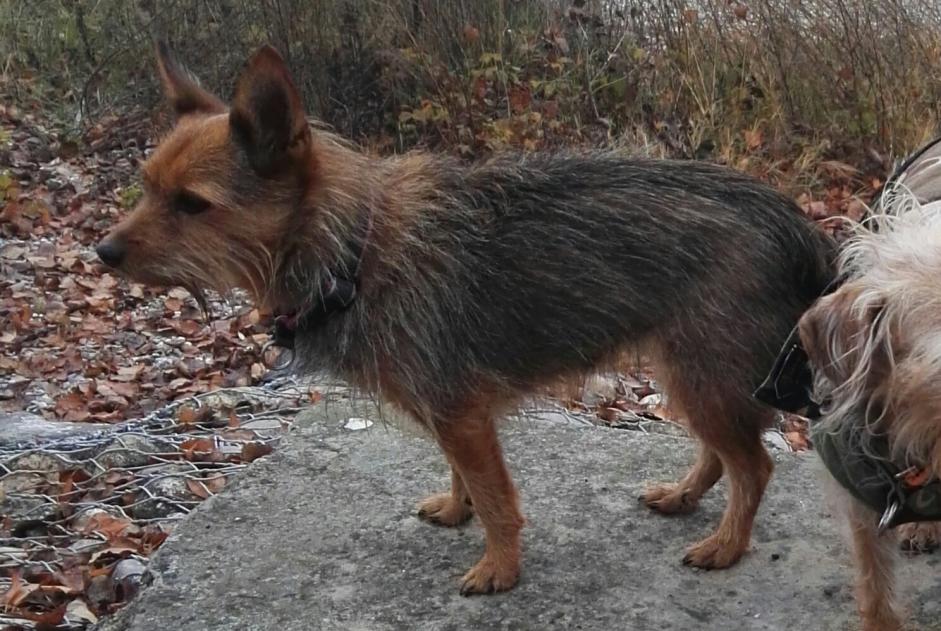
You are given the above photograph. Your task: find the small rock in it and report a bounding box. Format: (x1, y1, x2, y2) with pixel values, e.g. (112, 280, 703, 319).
(0, 412, 111, 447)
(130, 498, 189, 520)
(146, 474, 194, 501)
(95, 434, 174, 469)
(113, 557, 146, 582)
(131, 468, 198, 520)
(198, 390, 259, 411)
(6, 452, 63, 474)
(762, 430, 793, 453)
(1, 471, 54, 493)
(45, 177, 68, 191)
(113, 558, 147, 601)
(639, 393, 663, 407)
(344, 418, 374, 431)
(581, 374, 620, 407)
(86, 574, 116, 610)
(71, 507, 127, 533)
(66, 599, 98, 624)
(1, 495, 56, 523)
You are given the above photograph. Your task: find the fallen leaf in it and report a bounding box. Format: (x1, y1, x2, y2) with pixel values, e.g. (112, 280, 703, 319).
(1, 571, 36, 610)
(19, 602, 66, 624)
(241, 442, 273, 463)
(89, 538, 140, 563)
(81, 513, 134, 541)
(180, 437, 222, 462)
(185, 474, 226, 499)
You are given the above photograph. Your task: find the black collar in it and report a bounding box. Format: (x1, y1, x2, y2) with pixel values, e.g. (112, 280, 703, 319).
(271, 208, 373, 350)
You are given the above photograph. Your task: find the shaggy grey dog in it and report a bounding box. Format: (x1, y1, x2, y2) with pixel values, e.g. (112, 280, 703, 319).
(799, 142, 941, 631)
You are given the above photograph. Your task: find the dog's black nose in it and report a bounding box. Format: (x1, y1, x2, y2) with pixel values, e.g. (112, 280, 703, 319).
(96, 239, 126, 267)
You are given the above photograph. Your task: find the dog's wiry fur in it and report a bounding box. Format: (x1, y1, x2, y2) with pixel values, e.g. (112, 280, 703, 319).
(100, 45, 835, 594)
(800, 185, 941, 630)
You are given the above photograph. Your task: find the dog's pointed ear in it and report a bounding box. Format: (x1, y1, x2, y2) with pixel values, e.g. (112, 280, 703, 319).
(229, 46, 311, 178)
(155, 41, 225, 118)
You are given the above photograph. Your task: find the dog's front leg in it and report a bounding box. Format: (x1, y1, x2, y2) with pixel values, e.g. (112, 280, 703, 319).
(432, 415, 524, 595)
(846, 497, 904, 631)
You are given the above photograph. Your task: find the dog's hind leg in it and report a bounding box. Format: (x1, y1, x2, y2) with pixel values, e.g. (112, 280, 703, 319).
(417, 464, 474, 527)
(640, 361, 725, 515)
(431, 414, 525, 595)
(642, 445, 723, 514)
(846, 497, 904, 631)
(686, 411, 773, 569)
(683, 433, 772, 568)
(677, 399, 774, 569)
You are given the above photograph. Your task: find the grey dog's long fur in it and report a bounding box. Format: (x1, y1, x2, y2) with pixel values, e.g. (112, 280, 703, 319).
(798, 183, 941, 631)
(282, 147, 835, 423)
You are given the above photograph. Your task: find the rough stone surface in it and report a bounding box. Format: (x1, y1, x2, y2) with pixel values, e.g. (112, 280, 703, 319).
(0, 412, 110, 446)
(99, 403, 941, 631)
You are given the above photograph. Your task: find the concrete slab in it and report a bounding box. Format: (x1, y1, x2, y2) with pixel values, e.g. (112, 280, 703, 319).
(99, 404, 941, 631)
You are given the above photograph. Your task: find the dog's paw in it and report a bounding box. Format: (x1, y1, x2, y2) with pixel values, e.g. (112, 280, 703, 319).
(417, 492, 473, 527)
(640, 483, 699, 515)
(459, 554, 519, 595)
(897, 521, 941, 554)
(682, 534, 746, 569)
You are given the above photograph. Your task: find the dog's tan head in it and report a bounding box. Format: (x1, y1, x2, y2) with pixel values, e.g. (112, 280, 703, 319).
(799, 227, 941, 470)
(798, 284, 889, 390)
(96, 43, 316, 306)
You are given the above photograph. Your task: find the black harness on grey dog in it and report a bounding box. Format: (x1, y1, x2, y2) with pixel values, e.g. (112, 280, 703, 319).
(755, 313, 941, 532)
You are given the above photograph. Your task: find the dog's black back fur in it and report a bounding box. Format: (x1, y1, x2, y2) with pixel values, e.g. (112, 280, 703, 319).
(292, 152, 835, 420)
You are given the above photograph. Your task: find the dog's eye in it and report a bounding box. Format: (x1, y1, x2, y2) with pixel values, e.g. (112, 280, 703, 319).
(173, 191, 211, 215)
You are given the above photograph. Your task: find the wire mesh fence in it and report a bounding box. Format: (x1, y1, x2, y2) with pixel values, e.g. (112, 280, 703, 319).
(0, 376, 328, 628)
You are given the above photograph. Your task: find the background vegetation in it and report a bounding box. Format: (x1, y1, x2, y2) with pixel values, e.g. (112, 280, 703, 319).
(3, 0, 941, 197)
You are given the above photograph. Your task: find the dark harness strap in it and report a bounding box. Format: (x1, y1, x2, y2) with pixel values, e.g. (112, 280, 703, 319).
(755, 314, 941, 530)
(753, 325, 820, 418)
(814, 423, 941, 530)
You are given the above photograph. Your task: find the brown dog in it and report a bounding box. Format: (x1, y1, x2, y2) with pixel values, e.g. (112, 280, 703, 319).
(97, 44, 835, 594)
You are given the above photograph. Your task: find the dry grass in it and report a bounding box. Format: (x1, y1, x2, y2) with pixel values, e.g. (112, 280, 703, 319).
(1, 0, 940, 198)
